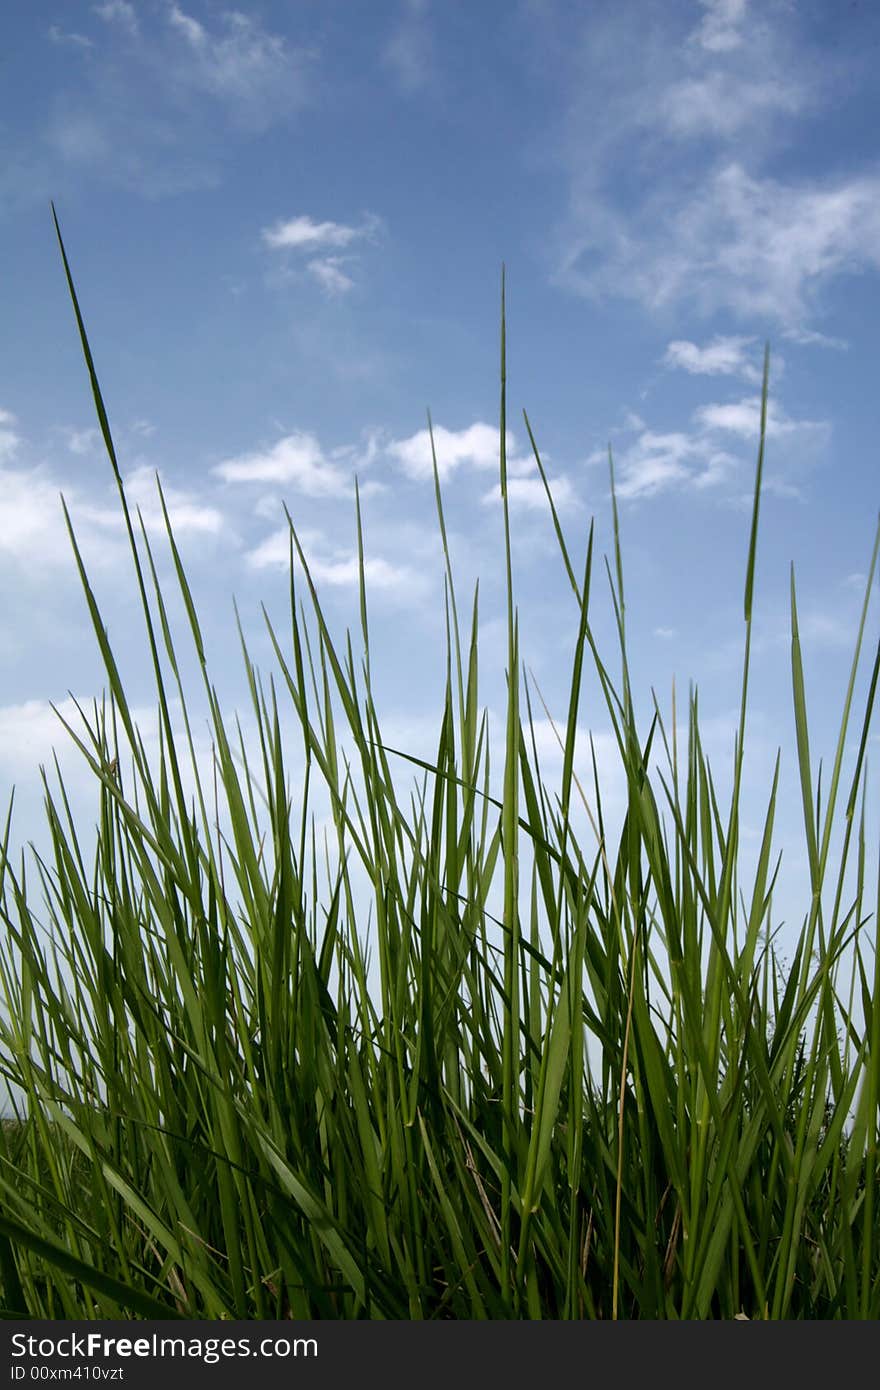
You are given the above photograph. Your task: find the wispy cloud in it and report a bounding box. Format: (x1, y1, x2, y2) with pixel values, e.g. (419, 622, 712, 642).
(49, 24, 94, 51)
(781, 325, 849, 351)
(561, 159, 880, 327)
(542, 1, 879, 332)
(164, 5, 306, 130)
(262, 214, 382, 295)
(213, 431, 351, 495)
(167, 3, 203, 47)
(609, 432, 699, 500)
(689, 0, 748, 55)
(330, 428, 387, 476)
(92, 1, 139, 38)
(63, 427, 102, 456)
(39, 3, 311, 199)
(305, 259, 355, 295)
(0, 409, 20, 464)
(600, 387, 828, 502)
(663, 335, 762, 383)
(47, 111, 111, 166)
(245, 524, 427, 601)
(798, 611, 857, 649)
(661, 71, 802, 139)
(382, 0, 433, 94)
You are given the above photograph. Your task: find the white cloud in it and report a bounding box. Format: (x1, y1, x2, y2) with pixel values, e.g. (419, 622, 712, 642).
(661, 71, 802, 139)
(760, 476, 806, 502)
(388, 423, 523, 481)
(383, 0, 432, 94)
(48, 25, 94, 50)
(117, 466, 225, 536)
(663, 336, 762, 383)
(799, 611, 854, 649)
(41, 1, 308, 199)
(692, 164, 880, 321)
(262, 213, 380, 252)
(0, 696, 221, 852)
(693, 394, 826, 443)
(306, 257, 356, 296)
(245, 525, 425, 599)
(0, 449, 226, 575)
(481, 475, 577, 511)
(733, 599, 869, 654)
(622, 411, 646, 433)
(164, 5, 297, 127)
(562, 162, 880, 326)
(330, 428, 386, 473)
(781, 326, 849, 351)
(0, 465, 89, 570)
(315, 554, 416, 591)
(843, 572, 868, 592)
(0, 697, 132, 777)
(516, 719, 630, 842)
(0, 698, 84, 778)
(168, 3, 204, 47)
(606, 386, 829, 503)
(542, 3, 879, 331)
(262, 214, 381, 294)
(92, 1, 139, 37)
(689, 0, 749, 54)
(612, 433, 695, 500)
(689, 449, 740, 491)
(54, 420, 154, 458)
(47, 112, 111, 166)
(64, 427, 102, 456)
(69, 466, 226, 543)
(245, 525, 312, 571)
(0, 409, 19, 464)
(213, 431, 351, 495)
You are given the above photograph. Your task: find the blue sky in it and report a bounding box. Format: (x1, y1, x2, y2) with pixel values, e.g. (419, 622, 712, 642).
(2, 0, 879, 953)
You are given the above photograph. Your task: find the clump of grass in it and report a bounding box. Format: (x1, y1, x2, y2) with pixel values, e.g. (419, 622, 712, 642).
(0, 216, 879, 1319)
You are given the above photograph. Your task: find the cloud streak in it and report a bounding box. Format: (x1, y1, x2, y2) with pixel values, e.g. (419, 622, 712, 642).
(49, 24, 94, 50)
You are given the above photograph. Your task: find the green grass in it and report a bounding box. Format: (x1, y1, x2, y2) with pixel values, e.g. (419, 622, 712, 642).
(0, 214, 879, 1319)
